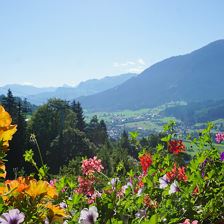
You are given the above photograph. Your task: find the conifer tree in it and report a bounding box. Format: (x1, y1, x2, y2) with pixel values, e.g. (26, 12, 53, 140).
(1, 89, 17, 118)
(120, 130, 130, 150)
(71, 100, 85, 132)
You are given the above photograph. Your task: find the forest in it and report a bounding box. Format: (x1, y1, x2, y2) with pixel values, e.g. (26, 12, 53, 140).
(1, 89, 166, 178)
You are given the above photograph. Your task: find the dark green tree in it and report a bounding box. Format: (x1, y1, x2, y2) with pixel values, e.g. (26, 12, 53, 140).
(29, 98, 94, 173)
(1, 89, 17, 119)
(120, 130, 130, 150)
(86, 115, 108, 146)
(71, 100, 85, 132)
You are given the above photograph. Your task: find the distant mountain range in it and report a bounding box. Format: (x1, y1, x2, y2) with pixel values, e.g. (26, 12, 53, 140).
(0, 84, 57, 97)
(0, 73, 136, 105)
(79, 40, 224, 111)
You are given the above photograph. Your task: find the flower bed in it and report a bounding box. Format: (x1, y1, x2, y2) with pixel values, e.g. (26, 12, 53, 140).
(0, 106, 223, 223)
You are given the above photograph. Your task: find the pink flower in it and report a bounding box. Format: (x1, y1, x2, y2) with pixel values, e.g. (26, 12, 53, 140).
(49, 178, 57, 187)
(76, 176, 95, 196)
(81, 156, 104, 176)
(215, 132, 224, 143)
(180, 219, 198, 224)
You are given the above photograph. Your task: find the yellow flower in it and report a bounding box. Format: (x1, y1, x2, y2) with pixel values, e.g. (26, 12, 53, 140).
(0, 106, 17, 150)
(46, 203, 67, 223)
(0, 177, 29, 202)
(0, 125, 17, 148)
(0, 106, 12, 128)
(0, 162, 6, 179)
(47, 203, 67, 217)
(25, 180, 48, 198)
(47, 185, 58, 199)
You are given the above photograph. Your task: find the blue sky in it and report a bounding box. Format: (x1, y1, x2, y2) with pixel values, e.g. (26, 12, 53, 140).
(0, 0, 224, 87)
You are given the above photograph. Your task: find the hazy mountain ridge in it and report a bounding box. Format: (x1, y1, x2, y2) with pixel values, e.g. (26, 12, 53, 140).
(0, 84, 57, 97)
(0, 73, 136, 105)
(78, 40, 224, 111)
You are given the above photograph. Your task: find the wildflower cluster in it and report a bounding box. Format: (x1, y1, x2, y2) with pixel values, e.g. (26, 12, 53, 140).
(81, 156, 104, 175)
(0, 177, 67, 222)
(76, 156, 104, 204)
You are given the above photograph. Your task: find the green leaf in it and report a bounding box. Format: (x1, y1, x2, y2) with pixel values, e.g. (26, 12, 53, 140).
(148, 214, 158, 224)
(129, 131, 139, 140)
(161, 135, 171, 142)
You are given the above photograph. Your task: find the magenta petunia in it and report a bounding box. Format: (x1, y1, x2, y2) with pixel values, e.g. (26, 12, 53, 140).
(215, 132, 224, 143)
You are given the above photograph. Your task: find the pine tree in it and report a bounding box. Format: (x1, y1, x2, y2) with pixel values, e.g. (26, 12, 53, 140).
(120, 130, 130, 150)
(86, 116, 108, 146)
(99, 119, 108, 143)
(71, 100, 85, 132)
(1, 89, 17, 118)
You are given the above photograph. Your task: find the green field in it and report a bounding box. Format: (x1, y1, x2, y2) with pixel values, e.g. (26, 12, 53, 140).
(184, 140, 224, 156)
(85, 102, 224, 141)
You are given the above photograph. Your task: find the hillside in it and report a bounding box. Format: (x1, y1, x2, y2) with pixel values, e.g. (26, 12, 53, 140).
(79, 40, 224, 111)
(161, 99, 224, 125)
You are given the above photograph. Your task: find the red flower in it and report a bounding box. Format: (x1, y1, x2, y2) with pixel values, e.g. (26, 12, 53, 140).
(143, 194, 158, 208)
(139, 153, 152, 175)
(168, 140, 186, 154)
(177, 166, 188, 182)
(166, 163, 187, 182)
(166, 163, 177, 181)
(192, 185, 199, 196)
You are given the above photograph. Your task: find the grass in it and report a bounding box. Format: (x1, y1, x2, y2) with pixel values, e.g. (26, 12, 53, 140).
(184, 140, 224, 156)
(124, 120, 162, 131)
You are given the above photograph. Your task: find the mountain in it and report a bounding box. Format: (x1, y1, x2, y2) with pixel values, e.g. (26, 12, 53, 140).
(78, 40, 224, 111)
(74, 73, 137, 96)
(0, 73, 136, 105)
(0, 84, 56, 97)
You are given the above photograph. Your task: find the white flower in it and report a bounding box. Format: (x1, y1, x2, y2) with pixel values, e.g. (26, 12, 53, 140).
(169, 180, 180, 194)
(0, 209, 25, 224)
(135, 209, 146, 218)
(122, 181, 132, 193)
(137, 188, 143, 196)
(79, 206, 99, 224)
(44, 218, 49, 224)
(59, 202, 67, 209)
(159, 174, 169, 189)
(108, 177, 119, 190)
